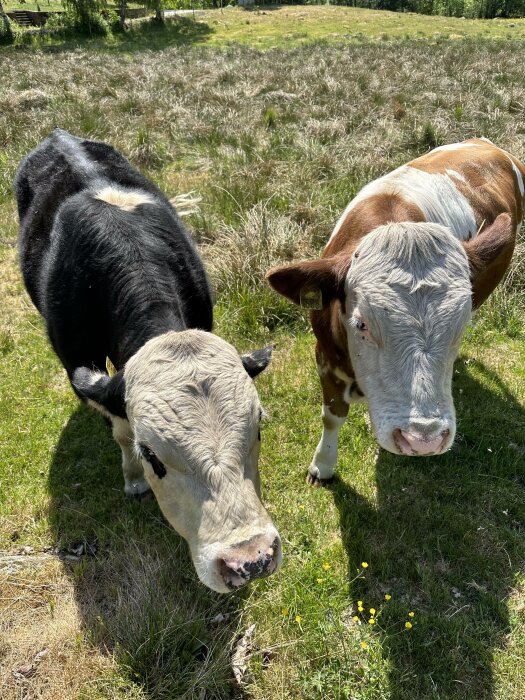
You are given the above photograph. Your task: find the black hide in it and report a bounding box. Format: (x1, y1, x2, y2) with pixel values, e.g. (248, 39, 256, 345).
(15, 129, 213, 379)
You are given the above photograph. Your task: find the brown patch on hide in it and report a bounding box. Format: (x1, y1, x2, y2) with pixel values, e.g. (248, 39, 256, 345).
(312, 300, 353, 419)
(465, 213, 516, 308)
(409, 138, 525, 231)
(324, 192, 426, 257)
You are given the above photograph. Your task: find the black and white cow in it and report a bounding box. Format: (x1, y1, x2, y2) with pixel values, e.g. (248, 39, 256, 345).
(15, 129, 281, 593)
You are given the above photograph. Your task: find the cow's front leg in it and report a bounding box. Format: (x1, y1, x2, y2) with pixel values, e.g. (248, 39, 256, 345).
(111, 417, 152, 499)
(307, 368, 350, 486)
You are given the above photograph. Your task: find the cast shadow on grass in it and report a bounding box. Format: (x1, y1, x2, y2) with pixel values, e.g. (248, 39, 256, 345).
(331, 357, 525, 700)
(47, 404, 244, 699)
(37, 16, 214, 55)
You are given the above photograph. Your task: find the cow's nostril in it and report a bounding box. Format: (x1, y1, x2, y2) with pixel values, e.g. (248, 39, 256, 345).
(218, 558, 247, 590)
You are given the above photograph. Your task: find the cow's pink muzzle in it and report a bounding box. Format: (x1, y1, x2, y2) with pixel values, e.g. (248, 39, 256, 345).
(393, 428, 450, 456)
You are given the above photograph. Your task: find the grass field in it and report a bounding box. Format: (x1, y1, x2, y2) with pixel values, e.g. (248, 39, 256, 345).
(4, 5, 525, 45)
(1, 7, 525, 700)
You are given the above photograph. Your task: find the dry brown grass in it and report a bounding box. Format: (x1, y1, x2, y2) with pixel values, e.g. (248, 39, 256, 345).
(0, 559, 120, 700)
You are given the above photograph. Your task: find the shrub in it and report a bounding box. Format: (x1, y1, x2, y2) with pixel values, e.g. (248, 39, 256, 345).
(61, 0, 111, 35)
(0, 10, 14, 44)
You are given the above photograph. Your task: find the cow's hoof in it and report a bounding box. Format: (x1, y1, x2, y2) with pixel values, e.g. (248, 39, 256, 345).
(306, 468, 334, 487)
(125, 479, 153, 501)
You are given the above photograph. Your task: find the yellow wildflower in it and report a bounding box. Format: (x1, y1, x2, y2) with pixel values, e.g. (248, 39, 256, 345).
(299, 505, 305, 510)
(360, 641, 368, 649)
(357, 600, 363, 606)
(405, 621, 413, 629)
(385, 594, 392, 601)
(358, 606, 364, 612)
(352, 615, 359, 622)
(361, 562, 369, 568)
(368, 618, 375, 625)
(295, 615, 302, 623)
(316, 578, 325, 584)
(282, 607, 289, 616)
(322, 563, 331, 570)
(369, 608, 376, 615)
(408, 611, 415, 617)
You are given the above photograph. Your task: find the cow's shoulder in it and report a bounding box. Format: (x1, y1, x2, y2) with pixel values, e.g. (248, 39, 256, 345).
(408, 139, 525, 227)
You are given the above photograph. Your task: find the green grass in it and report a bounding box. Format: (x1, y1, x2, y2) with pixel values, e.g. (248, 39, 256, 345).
(3, 1, 146, 11)
(1, 10, 525, 700)
(5, 5, 525, 49)
(4, 0, 64, 10)
(197, 6, 525, 48)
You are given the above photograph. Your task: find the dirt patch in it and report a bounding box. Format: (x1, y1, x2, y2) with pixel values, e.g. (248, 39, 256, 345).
(0, 558, 117, 700)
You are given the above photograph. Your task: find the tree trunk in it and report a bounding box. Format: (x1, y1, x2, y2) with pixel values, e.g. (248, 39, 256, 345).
(118, 0, 126, 29)
(155, 0, 163, 22)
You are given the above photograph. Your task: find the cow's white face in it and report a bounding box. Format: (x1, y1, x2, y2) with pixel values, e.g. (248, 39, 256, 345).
(124, 331, 280, 591)
(344, 223, 472, 455)
(73, 330, 281, 593)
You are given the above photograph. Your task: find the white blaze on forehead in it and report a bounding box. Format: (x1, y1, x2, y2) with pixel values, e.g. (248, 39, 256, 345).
(94, 186, 155, 212)
(347, 221, 472, 294)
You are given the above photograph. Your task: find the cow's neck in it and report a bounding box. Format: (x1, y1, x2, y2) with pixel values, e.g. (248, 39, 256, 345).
(114, 302, 188, 370)
(325, 192, 425, 257)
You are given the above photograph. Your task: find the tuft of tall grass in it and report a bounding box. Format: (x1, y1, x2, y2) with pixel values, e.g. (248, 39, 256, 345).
(201, 201, 315, 336)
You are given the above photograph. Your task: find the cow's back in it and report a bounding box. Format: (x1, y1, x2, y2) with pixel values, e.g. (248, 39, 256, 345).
(329, 138, 525, 252)
(47, 191, 212, 374)
(408, 138, 525, 234)
(16, 130, 213, 375)
(15, 129, 172, 310)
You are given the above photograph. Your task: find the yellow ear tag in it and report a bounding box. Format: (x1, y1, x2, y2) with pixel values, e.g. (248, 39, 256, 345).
(299, 286, 323, 310)
(106, 357, 117, 377)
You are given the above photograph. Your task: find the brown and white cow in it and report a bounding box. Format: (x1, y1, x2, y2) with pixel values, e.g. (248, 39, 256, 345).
(267, 138, 524, 485)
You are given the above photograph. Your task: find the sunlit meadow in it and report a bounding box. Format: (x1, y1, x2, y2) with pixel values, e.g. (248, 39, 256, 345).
(1, 9, 525, 699)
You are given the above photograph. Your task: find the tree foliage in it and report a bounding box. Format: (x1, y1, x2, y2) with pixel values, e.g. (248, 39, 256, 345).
(0, 0, 14, 43)
(320, 0, 525, 19)
(61, 0, 110, 34)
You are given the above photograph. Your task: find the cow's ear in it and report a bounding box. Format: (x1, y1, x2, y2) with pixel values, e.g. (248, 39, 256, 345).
(266, 257, 349, 308)
(241, 345, 273, 378)
(464, 213, 515, 309)
(71, 368, 127, 419)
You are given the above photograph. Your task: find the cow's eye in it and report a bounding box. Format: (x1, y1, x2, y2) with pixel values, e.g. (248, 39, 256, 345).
(351, 313, 375, 343)
(351, 316, 368, 333)
(138, 443, 166, 479)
